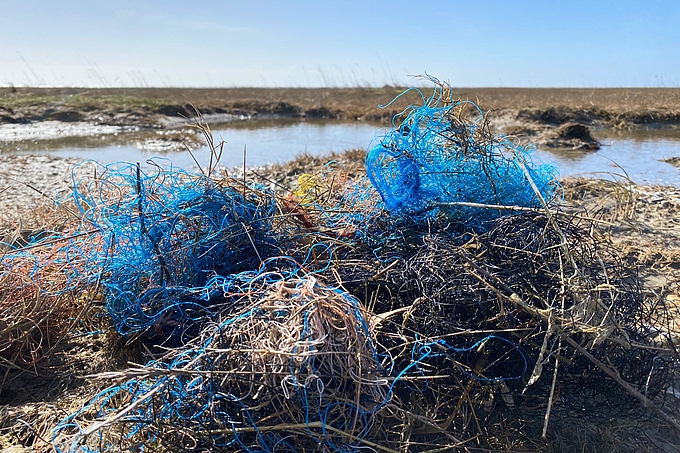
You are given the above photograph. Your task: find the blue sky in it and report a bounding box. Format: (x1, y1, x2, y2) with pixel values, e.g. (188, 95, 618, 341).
(1, 0, 678, 88)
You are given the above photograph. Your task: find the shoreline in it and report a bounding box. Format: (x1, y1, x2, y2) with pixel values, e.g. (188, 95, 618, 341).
(2, 86, 680, 130)
(2, 87, 680, 169)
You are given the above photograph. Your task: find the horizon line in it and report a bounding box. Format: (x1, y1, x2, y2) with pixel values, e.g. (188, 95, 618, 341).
(2, 84, 679, 90)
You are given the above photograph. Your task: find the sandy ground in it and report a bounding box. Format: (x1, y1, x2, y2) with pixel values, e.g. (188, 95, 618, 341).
(563, 178, 680, 309)
(0, 155, 95, 232)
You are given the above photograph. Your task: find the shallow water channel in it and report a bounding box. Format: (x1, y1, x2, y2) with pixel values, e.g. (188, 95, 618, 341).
(534, 129, 680, 187)
(2, 119, 680, 187)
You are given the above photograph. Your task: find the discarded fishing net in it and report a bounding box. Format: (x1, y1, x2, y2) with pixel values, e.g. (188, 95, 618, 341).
(0, 159, 283, 372)
(0, 229, 86, 369)
(53, 276, 392, 452)
(68, 162, 279, 341)
(366, 76, 559, 229)
(327, 79, 679, 441)
(2, 90, 676, 453)
(335, 209, 677, 447)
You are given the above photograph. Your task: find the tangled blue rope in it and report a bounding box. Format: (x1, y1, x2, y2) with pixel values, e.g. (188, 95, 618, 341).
(68, 161, 278, 340)
(366, 76, 559, 230)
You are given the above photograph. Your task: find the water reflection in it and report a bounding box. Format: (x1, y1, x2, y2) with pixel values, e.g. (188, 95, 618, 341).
(0, 120, 679, 186)
(207, 120, 384, 168)
(0, 120, 383, 171)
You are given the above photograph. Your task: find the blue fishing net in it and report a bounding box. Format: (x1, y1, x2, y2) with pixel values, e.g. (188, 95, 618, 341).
(366, 77, 559, 230)
(67, 161, 279, 340)
(53, 268, 530, 452)
(41, 81, 657, 453)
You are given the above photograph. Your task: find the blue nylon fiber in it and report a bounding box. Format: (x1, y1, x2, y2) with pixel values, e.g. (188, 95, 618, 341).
(67, 161, 278, 339)
(366, 76, 559, 229)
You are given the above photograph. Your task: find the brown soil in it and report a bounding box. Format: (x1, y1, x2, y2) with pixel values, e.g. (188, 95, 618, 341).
(663, 156, 680, 168)
(538, 122, 601, 150)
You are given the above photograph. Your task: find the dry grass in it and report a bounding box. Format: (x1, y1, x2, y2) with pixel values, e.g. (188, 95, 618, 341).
(2, 87, 680, 125)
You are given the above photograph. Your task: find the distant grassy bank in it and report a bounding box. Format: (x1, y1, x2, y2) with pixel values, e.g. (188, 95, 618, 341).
(1, 86, 680, 128)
